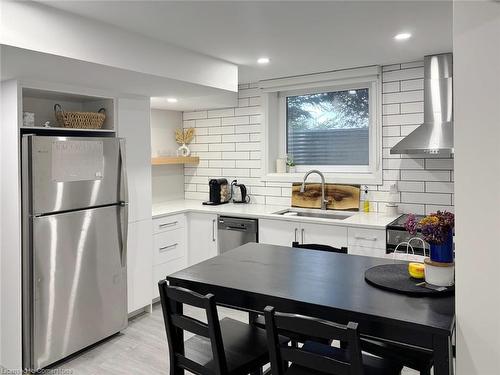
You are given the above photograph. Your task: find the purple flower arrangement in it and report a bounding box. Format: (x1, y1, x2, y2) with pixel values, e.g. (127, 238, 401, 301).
(404, 211, 455, 245)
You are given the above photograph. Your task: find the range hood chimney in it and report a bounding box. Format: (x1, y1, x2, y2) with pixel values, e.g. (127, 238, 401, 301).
(390, 53, 453, 154)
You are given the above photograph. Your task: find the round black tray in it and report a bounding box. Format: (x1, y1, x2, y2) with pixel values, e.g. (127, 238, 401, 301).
(364, 263, 454, 297)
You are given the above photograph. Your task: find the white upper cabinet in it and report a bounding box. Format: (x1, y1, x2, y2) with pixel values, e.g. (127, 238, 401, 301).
(117, 97, 152, 223)
(188, 213, 218, 265)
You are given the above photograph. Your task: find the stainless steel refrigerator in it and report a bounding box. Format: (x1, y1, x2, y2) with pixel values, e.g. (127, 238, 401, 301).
(21, 135, 128, 371)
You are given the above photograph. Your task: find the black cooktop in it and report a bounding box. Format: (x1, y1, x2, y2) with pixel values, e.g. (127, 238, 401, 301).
(387, 214, 425, 230)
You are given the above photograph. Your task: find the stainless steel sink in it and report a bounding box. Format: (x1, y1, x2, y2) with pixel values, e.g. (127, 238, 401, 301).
(273, 209, 353, 220)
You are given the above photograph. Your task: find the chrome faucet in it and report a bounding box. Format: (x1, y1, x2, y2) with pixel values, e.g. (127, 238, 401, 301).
(300, 170, 329, 210)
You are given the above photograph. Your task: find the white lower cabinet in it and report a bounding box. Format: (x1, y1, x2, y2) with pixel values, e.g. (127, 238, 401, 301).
(347, 227, 388, 259)
(259, 219, 299, 246)
(188, 212, 219, 265)
(152, 215, 187, 300)
(127, 219, 153, 313)
(259, 219, 347, 249)
(300, 222, 347, 249)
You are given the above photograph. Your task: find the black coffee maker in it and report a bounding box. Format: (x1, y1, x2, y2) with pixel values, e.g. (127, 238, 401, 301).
(203, 178, 231, 205)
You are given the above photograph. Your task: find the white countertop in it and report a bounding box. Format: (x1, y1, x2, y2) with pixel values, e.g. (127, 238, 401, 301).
(152, 199, 400, 229)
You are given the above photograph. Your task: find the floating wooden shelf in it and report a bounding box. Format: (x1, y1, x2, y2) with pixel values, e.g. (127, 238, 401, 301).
(151, 156, 200, 165)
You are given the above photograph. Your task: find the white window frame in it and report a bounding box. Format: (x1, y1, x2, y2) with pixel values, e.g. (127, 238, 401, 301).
(260, 66, 382, 185)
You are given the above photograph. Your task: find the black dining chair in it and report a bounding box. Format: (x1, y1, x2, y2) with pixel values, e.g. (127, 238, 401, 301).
(158, 281, 288, 375)
(263, 306, 402, 375)
(291, 241, 348, 254)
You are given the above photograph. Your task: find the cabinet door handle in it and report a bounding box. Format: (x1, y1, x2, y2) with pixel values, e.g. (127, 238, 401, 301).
(354, 235, 378, 241)
(212, 219, 216, 242)
(301, 228, 305, 244)
(159, 243, 178, 252)
(294, 228, 298, 242)
(159, 221, 178, 228)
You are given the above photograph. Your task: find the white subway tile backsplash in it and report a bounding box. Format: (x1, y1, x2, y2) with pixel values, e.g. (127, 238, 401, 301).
(235, 106, 261, 116)
(401, 192, 452, 205)
(401, 61, 424, 69)
(382, 82, 400, 93)
(425, 182, 454, 193)
(397, 181, 425, 192)
(209, 160, 236, 168)
(425, 158, 454, 170)
(182, 59, 453, 212)
(222, 134, 250, 143)
(383, 90, 423, 104)
(400, 125, 420, 136)
(209, 126, 234, 135)
(209, 143, 235, 152)
(196, 118, 221, 127)
(401, 79, 424, 91)
(235, 142, 260, 151)
(384, 158, 425, 170)
(207, 108, 235, 118)
(183, 111, 207, 120)
(401, 170, 451, 182)
(383, 104, 400, 115)
(400, 102, 424, 114)
(425, 205, 454, 214)
(196, 135, 222, 143)
(383, 113, 424, 126)
(222, 116, 250, 126)
(222, 151, 250, 160)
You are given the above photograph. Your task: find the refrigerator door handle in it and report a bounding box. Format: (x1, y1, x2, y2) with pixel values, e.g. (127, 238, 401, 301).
(118, 138, 129, 267)
(119, 203, 128, 268)
(118, 138, 129, 205)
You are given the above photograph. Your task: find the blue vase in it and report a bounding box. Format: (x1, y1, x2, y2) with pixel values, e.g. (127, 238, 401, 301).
(429, 232, 454, 263)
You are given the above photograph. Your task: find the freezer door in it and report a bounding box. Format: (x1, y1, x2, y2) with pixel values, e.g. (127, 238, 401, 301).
(31, 205, 127, 370)
(26, 135, 127, 215)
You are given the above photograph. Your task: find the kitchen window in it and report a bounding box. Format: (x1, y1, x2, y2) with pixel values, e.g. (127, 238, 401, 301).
(261, 66, 382, 184)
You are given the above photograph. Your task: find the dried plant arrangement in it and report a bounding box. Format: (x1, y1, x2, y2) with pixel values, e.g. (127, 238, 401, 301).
(175, 128, 195, 145)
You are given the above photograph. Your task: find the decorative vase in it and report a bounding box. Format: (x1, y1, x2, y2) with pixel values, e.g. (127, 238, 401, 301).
(429, 231, 454, 263)
(177, 143, 190, 157)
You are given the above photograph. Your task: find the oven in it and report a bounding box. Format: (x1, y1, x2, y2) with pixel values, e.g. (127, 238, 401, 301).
(386, 214, 428, 256)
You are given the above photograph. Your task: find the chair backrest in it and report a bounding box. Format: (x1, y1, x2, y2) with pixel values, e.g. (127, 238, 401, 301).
(158, 280, 227, 375)
(292, 241, 348, 254)
(264, 306, 364, 375)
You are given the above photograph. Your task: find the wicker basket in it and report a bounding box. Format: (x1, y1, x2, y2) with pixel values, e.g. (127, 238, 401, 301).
(54, 104, 106, 129)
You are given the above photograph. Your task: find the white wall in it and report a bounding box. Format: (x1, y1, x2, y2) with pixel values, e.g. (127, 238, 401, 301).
(0, 80, 22, 369)
(151, 109, 185, 203)
(182, 61, 454, 213)
(454, 1, 500, 374)
(0, 1, 237, 92)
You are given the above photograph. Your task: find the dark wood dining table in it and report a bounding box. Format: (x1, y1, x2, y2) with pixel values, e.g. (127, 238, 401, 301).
(167, 243, 455, 375)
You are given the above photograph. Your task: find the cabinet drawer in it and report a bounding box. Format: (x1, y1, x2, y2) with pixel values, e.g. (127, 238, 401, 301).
(153, 214, 186, 234)
(153, 229, 186, 265)
(152, 257, 187, 299)
(348, 245, 388, 259)
(348, 227, 386, 250)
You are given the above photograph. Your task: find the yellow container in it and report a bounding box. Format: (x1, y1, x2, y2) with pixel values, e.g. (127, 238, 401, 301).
(408, 262, 425, 279)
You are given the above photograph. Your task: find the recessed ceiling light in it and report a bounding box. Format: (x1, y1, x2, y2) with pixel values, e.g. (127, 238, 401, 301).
(166, 98, 178, 103)
(394, 32, 412, 41)
(257, 57, 270, 64)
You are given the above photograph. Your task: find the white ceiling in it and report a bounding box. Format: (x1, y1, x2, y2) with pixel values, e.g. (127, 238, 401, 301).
(41, 0, 452, 83)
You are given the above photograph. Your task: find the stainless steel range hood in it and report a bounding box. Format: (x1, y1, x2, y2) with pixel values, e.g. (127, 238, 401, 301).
(390, 53, 453, 154)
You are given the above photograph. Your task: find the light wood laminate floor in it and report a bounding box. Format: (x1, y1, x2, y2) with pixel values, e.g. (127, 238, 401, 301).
(54, 303, 421, 375)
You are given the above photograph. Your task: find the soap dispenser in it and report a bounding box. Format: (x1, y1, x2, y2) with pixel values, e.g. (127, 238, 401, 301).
(362, 186, 370, 213)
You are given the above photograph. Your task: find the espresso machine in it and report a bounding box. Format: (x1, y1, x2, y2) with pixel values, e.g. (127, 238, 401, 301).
(203, 178, 231, 205)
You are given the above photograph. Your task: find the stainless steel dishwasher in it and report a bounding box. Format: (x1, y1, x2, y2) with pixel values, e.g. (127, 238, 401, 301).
(218, 216, 258, 254)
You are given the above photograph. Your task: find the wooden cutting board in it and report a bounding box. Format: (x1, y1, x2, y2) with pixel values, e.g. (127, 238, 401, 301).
(291, 183, 360, 211)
